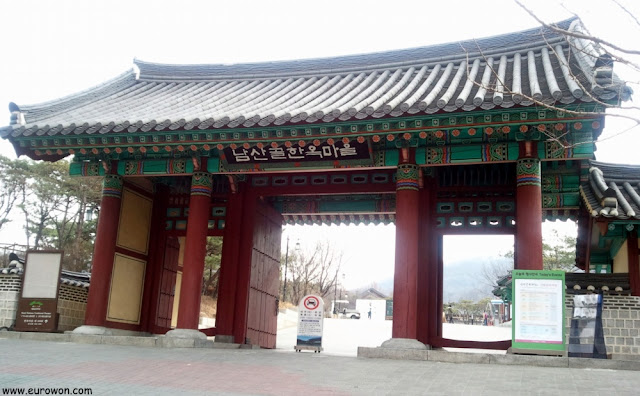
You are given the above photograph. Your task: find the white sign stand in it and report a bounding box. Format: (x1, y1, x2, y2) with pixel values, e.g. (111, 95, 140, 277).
(295, 294, 324, 353)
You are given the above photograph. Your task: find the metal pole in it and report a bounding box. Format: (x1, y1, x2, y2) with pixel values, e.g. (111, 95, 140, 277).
(282, 235, 290, 302)
(333, 268, 338, 314)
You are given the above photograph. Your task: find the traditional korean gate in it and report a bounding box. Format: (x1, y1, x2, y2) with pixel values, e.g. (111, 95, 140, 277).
(156, 236, 180, 329)
(246, 201, 282, 348)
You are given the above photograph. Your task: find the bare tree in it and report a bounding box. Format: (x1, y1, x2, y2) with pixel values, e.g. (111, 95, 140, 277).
(457, 0, 639, 149)
(287, 239, 342, 305)
(481, 229, 577, 292)
(480, 256, 514, 291)
(314, 241, 344, 298)
(288, 248, 315, 304)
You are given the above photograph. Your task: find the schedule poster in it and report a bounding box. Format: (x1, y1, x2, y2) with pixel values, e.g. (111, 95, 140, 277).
(512, 270, 565, 354)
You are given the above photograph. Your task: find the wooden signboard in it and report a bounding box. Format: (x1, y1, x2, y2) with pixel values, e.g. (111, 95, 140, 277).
(14, 251, 63, 332)
(222, 139, 373, 170)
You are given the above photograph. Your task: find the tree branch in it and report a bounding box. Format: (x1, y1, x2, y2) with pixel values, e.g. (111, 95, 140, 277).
(515, 0, 640, 56)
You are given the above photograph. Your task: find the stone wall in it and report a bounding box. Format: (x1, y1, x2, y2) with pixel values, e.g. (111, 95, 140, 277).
(0, 274, 88, 331)
(565, 294, 640, 360)
(601, 295, 640, 358)
(57, 284, 88, 331)
(0, 274, 21, 328)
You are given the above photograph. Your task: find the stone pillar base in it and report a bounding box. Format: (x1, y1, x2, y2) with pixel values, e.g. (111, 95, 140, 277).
(161, 328, 211, 348)
(72, 325, 113, 336)
(358, 338, 430, 360)
(165, 328, 207, 340)
(214, 334, 235, 343)
(380, 338, 430, 350)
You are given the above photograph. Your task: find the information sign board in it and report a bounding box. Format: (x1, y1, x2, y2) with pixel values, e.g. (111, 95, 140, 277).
(14, 251, 63, 332)
(512, 270, 565, 355)
(295, 294, 324, 353)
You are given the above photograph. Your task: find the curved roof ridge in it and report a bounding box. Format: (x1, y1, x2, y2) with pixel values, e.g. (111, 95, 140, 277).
(10, 69, 137, 125)
(590, 160, 640, 170)
(135, 18, 577, 82)
(590, 160, 640, 180)
(6, 16, 633, 141)
(583, 160, 640, 219)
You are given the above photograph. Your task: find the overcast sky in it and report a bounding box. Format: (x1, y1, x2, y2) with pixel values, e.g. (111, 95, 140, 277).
(0, 0, 638, 288)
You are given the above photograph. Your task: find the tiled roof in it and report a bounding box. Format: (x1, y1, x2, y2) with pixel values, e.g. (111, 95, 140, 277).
(361, 288, 388, 299)
(580, 161, 640, 220)
(0, 268, 90, 288)
(2, 18, 631, 139)
(60, 270, 90, 288)
(0, 267, 23, 275)
(565, 273, 630, 294)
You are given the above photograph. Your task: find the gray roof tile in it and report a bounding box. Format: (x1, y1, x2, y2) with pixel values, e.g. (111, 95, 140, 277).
(581, 161, 640, 220)
(60, 270, 90, 288)
(2, 18, 632, 139)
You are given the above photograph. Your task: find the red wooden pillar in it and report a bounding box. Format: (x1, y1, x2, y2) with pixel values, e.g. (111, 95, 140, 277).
(417, 171, 435, 345)
(175, 172, 213, 330)
(515, 141, 543, 270)
(627, 230, 640, 296)
(424, 234, 444, 344)
(392, 148, 420, 339)
(84, 174, 123, 327)
(232, 189, 258, 344)
(215, 188, 245, 337)
(436, 235, 444, 339)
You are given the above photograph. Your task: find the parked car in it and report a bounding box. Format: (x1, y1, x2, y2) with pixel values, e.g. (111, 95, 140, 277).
(338, 308, 361, 319)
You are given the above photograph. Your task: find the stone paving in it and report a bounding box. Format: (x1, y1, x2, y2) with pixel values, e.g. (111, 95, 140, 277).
(1, 337, 640, 395)
(277, 317, 511, 356)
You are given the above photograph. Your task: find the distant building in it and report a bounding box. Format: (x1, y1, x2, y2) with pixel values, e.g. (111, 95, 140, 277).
(356, 288, 389, 321)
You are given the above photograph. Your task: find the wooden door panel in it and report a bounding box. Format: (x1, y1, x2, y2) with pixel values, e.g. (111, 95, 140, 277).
(246, 200, 282, 348)
(156, 236, 180, 328)
(247, 289, 255, 331)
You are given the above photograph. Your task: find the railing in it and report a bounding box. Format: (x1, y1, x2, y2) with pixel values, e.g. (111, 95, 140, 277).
(0, 243, 28, 267)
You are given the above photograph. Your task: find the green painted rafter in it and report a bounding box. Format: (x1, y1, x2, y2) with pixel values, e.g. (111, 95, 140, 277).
(19, 105, 604, 162)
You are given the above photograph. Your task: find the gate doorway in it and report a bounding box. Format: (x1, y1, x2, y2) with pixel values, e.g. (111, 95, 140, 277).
(154, 236, 222, 332)
(442, 235, 513, 347)
(276, 224, 395, 355)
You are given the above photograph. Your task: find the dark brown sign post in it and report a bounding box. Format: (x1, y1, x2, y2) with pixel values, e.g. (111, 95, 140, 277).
(14, 250, 63, 332)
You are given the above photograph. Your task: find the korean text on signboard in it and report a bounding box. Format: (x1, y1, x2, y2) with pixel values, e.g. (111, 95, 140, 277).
(16, 299, 57, 332)
(223, 140, 370, 165)
(296, 294, 324, 349)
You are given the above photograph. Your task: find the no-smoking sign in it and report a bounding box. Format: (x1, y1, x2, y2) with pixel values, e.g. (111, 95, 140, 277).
(303, 295, 320, 310)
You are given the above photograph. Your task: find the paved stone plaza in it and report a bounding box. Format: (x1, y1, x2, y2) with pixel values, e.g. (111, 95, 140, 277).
(1, 336, 640, 395)
(276, 313, 513, 356)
